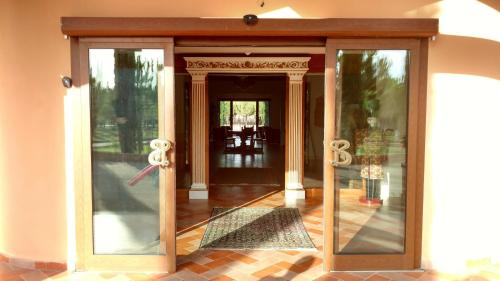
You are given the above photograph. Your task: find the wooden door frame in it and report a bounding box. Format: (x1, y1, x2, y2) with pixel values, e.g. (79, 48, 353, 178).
(60, 17, 438, 38)
(323, 38, 428, 271)
(70, 37, 176, 272)
(64, 17, 435, 273)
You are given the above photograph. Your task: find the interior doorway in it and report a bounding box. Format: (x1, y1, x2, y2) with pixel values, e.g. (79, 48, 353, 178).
(208, 74, 286, 186)
(173, 57, 323, 271)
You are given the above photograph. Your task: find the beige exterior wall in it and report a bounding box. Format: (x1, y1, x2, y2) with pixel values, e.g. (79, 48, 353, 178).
(0, 0, 499, 274)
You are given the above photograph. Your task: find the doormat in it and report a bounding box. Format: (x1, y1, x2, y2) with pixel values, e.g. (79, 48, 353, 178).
(199, 207, 316, 250)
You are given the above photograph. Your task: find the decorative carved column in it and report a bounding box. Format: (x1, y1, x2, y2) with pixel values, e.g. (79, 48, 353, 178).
(285, 71, 307, 202)
(187, 71, 209, 199)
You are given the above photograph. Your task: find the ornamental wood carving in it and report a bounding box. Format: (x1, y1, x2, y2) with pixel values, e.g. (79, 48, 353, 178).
(186, 60, 307, 69)
(185, 57, 310, 74)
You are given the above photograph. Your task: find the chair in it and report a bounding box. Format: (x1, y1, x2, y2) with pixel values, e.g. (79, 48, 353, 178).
(241, 127, 252, 142)
(241, 127, 264, 154)
(253, 137, 264, 153)
(241, 127, 255, 154)
(223, 127, 236, 153)
(257, 126, 267, 140)
(224, 138, 236, 153)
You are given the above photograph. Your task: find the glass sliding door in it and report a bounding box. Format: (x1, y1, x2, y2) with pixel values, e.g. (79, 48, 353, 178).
(90, 48, 164, 255)
(334, 49, 409, 255)
(75, 38, 176, 272)
(324, 39, 422, 270)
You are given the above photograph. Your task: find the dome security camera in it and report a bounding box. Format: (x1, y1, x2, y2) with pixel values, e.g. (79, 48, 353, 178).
(61, 76, 73, 88)
(243, 14, 258, 26)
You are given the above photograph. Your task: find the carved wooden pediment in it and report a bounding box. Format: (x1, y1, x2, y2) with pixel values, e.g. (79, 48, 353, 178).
(184, 57, 310, 75)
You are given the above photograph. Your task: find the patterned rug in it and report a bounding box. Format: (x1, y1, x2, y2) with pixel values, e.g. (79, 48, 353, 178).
(199, 207, 316, 250)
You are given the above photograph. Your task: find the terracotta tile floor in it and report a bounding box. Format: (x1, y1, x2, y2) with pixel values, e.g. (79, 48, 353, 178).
(1, 186, 498, 280)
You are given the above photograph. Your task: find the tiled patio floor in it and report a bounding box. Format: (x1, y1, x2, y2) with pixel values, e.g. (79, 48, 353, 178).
(1, 186, 497, 280)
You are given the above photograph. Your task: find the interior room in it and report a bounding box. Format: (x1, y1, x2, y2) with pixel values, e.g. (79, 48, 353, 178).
(170, 58, 328, 261)
(208, 74, 286, 186)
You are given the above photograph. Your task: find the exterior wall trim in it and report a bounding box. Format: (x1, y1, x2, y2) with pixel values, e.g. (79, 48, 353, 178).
(0, 253, 67, 271)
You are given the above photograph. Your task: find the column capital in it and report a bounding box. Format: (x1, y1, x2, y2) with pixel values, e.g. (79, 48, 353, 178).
(287, 71, 307, 82)
(187, 70, 208, 82)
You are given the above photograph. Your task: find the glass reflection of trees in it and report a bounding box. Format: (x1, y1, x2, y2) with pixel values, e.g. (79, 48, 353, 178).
(337, 51, 408, 142)
(335, 50, 409, 254)
(90, 50, 163, 154)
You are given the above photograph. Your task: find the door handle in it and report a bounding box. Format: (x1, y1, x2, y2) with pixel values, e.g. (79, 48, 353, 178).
(330, 139, 352, 167)
(148, 139, 172, 167)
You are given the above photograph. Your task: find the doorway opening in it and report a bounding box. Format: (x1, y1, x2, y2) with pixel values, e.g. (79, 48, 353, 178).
(173, 55, 325, 266)
(208, 74, 286, 187)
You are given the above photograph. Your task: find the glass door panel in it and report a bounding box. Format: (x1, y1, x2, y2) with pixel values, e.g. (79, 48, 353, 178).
(334, 50, 409, 255)
(89, 48, 165, 255)
(76, 38, 176, 272)
(324, 39, 421, 271)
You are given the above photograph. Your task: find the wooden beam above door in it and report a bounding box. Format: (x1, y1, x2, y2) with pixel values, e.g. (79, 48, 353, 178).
(61, 17, 438, 38)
